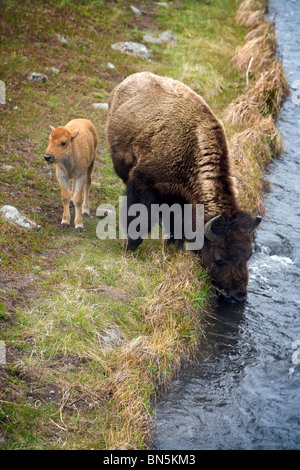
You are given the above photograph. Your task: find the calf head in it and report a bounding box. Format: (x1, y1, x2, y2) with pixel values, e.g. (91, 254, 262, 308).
(44, 125, 79, 164)
(201, 211, 262, 304)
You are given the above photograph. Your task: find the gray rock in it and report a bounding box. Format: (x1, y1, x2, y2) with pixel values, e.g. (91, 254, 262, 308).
(130, 5, 142, 15)
(45, 66, 60, 74)
(99, 328, 124, 352)
(92, 102, 109, 110)
(112, 41, 150, 60)
(143, 34, 162, 44)
(57, 33, 68, 45)
(0, 80, 5, 105)
(0, 205, 42, 231)
(27, 73, 47, 83)
(0, 341, 6, 365)
(154, 2, 170, 7)
(159, 30, 178, 43)
(107, 62, 115, 69)
(2, 164, 14, 171)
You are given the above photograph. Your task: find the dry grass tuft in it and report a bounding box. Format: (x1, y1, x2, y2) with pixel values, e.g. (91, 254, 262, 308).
(228, 116, 282, 213)
(236, 9, 265, 29)
(224, 94, 262, 127)
(233, 29, 276, 74)
(235, 0, 267, 29)
(249, 61, 289, 116)
(99, 251, 210, 449)
(224, 0, 289, 214)
(224, 60, 289, 126)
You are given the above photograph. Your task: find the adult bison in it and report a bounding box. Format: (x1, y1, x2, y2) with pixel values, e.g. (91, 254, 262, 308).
(106, 72, 261, 303)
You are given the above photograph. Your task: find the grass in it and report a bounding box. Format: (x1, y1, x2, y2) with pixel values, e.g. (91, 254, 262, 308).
(0, 0, 287, 450)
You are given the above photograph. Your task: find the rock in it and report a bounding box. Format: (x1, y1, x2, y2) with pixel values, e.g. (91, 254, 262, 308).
(0, 205, 42, 231)
(0, 80, 5, 105)
(159, 30, 178, 43)
(27, 73, 47, 83)
(107, 62, 115, 69)
(112, 41, 150, 60)
(0, 341, 6, 365)
(130, 5, 142, 15)
(99, 328, 124, 352)
(154, 2, 170, 7)
(57, 33, 67, 45)
(2, 164, 14, 171)
(45, 66, 60, 74)
(143, 34, 162, 44)
(92, 102, 109, 110)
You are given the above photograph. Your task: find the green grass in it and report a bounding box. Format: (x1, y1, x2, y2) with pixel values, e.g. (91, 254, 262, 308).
(0, 0, 252, 450)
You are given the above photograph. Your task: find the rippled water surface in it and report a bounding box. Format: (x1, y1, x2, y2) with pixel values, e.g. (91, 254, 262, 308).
(153, 0, 300, 450)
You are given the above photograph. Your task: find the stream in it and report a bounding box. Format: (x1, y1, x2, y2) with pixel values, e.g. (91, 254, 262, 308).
(153, 0, 300, 450)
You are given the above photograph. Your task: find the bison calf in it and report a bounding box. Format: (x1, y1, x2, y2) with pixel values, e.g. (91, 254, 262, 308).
(44, 118, 97, 232)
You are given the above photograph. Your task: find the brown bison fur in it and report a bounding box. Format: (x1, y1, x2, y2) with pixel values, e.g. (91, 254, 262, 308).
(44, 118, 97, 232)
(106, 72, 262, 303)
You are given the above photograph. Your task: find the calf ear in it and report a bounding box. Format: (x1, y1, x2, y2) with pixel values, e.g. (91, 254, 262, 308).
(49, 125, 55, 133)
(70, 129, 79, 141)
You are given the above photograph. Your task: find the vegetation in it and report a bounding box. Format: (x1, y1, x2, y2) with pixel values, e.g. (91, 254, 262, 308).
(0, 0, 287, 449)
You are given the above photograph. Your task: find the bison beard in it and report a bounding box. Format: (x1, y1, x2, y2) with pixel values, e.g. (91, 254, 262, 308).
(106, 72, 262, 304)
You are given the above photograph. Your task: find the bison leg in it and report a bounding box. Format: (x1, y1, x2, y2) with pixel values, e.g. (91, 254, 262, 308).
(73, 175, 85, 232)
(124, 178, 157, 250)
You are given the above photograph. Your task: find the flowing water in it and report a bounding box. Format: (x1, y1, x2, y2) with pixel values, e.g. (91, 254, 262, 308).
(153, 0, 300, 450)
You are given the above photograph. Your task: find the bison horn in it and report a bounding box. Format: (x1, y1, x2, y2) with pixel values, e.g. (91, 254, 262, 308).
(204, 214, 222, 242)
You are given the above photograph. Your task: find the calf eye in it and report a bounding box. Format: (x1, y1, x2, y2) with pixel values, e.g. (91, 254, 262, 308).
(60, 141, 67, 146)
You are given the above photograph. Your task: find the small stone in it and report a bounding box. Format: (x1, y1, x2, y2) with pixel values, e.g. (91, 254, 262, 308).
(57, 33, 67, 45)
(45, 66, 60, 74)
(0, 80, 5, 105)
(27, 73, 47, 83)
(154, 2, 170, 8)
(2, 164, 14, 171)
(107, 62, 115, 69)
(143, 34, 162, 44)
(0, 205, 42, 231)
(99, 328, 124, 352)
(92, 102, 109, 110)
(112, 41, 150, 60)
(0, 341, 6, 365)
(159, 30, 178, 43)
(130, 5, 142, 15)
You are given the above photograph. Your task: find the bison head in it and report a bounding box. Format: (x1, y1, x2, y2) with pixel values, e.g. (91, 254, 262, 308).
(201, 211, 262, 304)
(44, 125, 79, 164)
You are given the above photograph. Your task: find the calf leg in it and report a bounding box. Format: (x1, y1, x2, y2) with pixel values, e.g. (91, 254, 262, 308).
(73, 175, 85, 232)
(57, 171, 71, 228)
(82, 160, 94, 217)
(60, 186, 72, 228)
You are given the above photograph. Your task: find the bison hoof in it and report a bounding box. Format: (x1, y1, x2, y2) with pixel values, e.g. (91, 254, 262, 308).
(76, 227, 84, 233)
(61, 223, 70, 229)
(82, 212, 90, 218)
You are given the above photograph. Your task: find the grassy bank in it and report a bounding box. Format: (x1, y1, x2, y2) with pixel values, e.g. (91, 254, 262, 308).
(0, 0, 287, 449)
